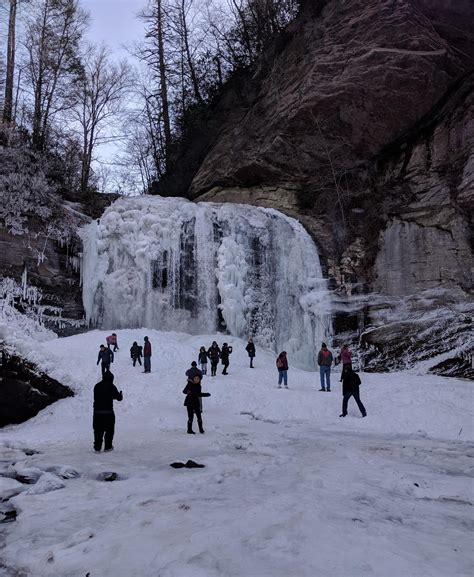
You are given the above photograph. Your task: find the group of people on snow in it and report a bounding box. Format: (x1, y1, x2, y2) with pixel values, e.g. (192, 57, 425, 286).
(129, 336, 152, 372)
(199, 341, 234, 376)
(92, 333, 366, 452)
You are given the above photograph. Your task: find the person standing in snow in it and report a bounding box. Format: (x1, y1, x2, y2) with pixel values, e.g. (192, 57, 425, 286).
(207, 341, 221, 377)
(317, 342, 333, 391)
(246, 338, 256, 368)
(276, 351, 289, 388)
(186, 361, 203, 385)
(97, 344, 114, 377)
(186, 361, 204, 413)
(220, 343, 233, 375)
(339, 366, 366, 418)
(339, 343, 353, 381)
(143, 336, 152, 373)
(198, 346, 208, 375)
(183, 374, 210, 434)
(106, 333, 119, 352)
(93, 371, 123, 452)
(130, 341, 143, 367)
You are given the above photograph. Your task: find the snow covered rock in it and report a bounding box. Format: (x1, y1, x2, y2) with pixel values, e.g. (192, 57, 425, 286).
(0, 502, 17, 524)
(0, 464, 17, 479)
(96, 472, 119, 482)
(25, 473, 65, 495)
(45, 465, 81, 479)
(14, 467, 43, 485)
(0, 352, 74, 427)
(0, 477, 25, 501)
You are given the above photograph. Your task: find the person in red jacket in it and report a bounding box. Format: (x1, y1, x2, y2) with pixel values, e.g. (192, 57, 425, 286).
(106, 333, 119, 352)
(143, 336, 152, 373)
(339, 343, 353, 382)
(317, 342, 333, 391)
(276, 351, 289, 388)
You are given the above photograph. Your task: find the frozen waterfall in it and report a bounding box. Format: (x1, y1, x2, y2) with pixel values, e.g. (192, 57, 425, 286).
(80, 197, 331, 368)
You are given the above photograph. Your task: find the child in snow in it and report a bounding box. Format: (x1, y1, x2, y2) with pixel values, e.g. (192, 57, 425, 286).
(143, 336, 152, 373)
(207, 341, 221, 376)
(97, 344, 114, 377)
(339, 366, 366, 418)
(183, 374, 210, 434)
(220, 343, 233, 375)
(130, 341, 143, 367)
(246, 338, 256, 368)
(276, 351, 289, 388)
(317, 342, 333, 391)
(106, 333, 119, 352)
(93, 371, 123, 452)
(198, 346, 208, 375)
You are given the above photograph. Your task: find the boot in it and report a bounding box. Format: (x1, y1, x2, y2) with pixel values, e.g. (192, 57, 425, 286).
(187, 421, 195, 434)
(198, 420, 205, 434)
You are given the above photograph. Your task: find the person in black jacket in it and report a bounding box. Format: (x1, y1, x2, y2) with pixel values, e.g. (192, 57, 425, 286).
(340, 367, 366, 418)
(198, 346, 208, 375)
(220, 343, 233, 375)
(183, 374, 210, 434)
(93, 371, 123, 452)
(130, 341, 143, 367)
(207, 341, 221, 377)
(246, 338, 256, 368)
(97, 344, 114, 377)
(186, 361, 204, 412)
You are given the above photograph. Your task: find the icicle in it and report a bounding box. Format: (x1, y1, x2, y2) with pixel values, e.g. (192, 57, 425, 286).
(79, 197, 332, 368)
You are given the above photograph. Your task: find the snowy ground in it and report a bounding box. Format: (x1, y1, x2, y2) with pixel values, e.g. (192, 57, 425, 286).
(1, 329, 473, 577)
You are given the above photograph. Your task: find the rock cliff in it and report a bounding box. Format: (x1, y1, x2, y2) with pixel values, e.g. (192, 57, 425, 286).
(160, 0, 474, 375)
(0, 351, 74, 427)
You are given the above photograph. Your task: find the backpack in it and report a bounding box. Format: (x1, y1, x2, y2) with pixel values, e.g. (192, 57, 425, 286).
(276, 357, 284, 369)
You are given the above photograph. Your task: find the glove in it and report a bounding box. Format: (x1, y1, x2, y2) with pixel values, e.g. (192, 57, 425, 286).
(202, 392, 211, 397)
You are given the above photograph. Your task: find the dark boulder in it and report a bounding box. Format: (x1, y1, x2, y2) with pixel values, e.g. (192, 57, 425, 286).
(0, 351, 74, 427)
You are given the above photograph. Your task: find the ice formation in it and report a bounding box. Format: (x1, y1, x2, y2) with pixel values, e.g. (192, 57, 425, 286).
(80, 196, 331, 368)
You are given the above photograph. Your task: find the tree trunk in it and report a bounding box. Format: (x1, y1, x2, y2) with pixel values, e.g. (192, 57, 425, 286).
(156, 0, 172, 171)
(3, 0, 18, 124)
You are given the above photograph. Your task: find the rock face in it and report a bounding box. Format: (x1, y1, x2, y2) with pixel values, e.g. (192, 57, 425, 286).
(0, 140, 118, 332)
(0, 351, 74, 427)
(188, 0, 473, 196)
(158, 0, 473, 374)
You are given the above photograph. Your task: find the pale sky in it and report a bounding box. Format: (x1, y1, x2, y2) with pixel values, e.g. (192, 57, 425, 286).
(80, 0, 145, 57)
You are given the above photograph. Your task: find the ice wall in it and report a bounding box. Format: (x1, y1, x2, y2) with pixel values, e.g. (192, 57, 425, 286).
(80, 197, 331, 368)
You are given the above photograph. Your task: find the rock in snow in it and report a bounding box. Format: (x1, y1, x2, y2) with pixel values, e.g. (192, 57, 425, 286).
(25, 473, 65, 495)
(0, 477, 25, 501)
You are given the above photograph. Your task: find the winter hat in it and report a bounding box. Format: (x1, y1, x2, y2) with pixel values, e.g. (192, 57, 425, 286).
(103, 371, 114, 383)
(321, 342, 327, 348)
(191, 361, 197, 367)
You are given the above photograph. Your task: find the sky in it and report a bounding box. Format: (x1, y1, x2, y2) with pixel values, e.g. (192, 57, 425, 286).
(81, 0, 145, 57)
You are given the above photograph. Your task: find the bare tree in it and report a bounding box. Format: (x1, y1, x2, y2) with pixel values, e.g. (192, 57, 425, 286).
(72, 44, 131, 193)
(3, 0, 18, 123)
(140, 0, 173, 171)
(23, 0, 89, 150)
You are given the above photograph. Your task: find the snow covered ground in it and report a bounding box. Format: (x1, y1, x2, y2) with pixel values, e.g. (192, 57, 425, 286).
(1, 329, 473, 577)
